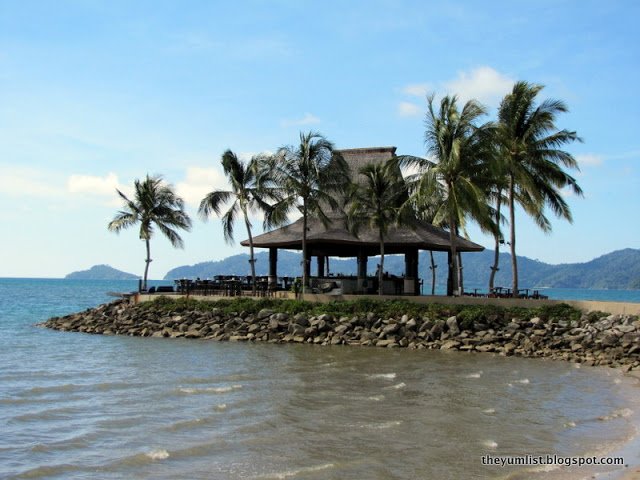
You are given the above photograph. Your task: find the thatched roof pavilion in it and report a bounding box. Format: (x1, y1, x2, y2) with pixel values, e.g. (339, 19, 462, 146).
(241, 146, 484, 295)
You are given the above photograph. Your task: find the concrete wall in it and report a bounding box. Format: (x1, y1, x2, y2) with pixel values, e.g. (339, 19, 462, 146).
(135, 291, 640, 316)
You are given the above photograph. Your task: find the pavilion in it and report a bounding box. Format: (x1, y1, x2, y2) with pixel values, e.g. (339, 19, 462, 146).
(241, 147, 484, 296)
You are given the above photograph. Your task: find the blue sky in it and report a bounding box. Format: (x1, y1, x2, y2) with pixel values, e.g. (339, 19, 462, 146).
(0, 0, 638, 278)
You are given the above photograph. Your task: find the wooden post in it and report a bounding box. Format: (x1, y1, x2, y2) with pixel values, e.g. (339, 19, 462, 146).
(317, 255, 325, 278)
(357, 251, 368, 293)
(269, 247, 278, 291)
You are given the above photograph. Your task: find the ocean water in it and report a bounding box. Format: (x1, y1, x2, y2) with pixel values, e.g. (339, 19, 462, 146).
(0, 278, 639, 479)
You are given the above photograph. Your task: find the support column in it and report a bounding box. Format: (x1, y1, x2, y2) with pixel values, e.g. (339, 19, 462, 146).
(357, 251, 368, 293)
(413, 249, 420, 295)
(317, 255, 325, 278)
(304, 249, 312, 284)
(269, 247, 278, 290)
(404, 248, 419, 295)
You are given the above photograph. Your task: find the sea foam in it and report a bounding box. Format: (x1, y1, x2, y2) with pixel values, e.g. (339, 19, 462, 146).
(145, 449, 169, 460)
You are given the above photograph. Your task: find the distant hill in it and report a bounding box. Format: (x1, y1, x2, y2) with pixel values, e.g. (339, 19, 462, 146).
(164, 248, 640, 290)
(66, 264, 139, 280)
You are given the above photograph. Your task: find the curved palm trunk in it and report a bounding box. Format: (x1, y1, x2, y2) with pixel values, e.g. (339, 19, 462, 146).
(244, 215, 257, 295)
(489, 194, 502, 291)
(508, 175, 518, 296)
(378, 230, 385, 296)
(429, 250, 436, 295)
(143, 238, 151, 291)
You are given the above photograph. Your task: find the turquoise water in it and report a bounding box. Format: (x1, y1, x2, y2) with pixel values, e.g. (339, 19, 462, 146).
(0, 278, 638, 479)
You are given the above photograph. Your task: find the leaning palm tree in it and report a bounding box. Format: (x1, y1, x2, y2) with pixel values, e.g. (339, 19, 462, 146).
(497, 81, 583, 295)
(398, 94, 492, 296)
(198, 150, 278, 295)
(108, 174, 192, 290)
(348, 162, 409, 296)
(268, 131, 350, 295)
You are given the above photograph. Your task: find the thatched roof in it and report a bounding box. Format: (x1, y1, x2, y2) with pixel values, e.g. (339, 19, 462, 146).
(240, 146, 485, 257)
(241, 213, 483, 257)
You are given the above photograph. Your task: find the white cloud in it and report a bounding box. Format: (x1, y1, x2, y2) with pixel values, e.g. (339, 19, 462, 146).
(281, 113, 321, 127)
(67, 172, 123, 196)
(176, 166, 229, 208)
(575, 153, 603, 167)
(401, 83, 431, 97)
(0, 165, 64, 198)
(443, 66, 514, 106)
(397, 66, 513, 117)
(397, 101, 422, 117)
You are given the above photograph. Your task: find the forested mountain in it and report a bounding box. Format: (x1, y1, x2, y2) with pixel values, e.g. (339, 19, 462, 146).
(66, 264, 139, 280)
(164, 248, 640, 290)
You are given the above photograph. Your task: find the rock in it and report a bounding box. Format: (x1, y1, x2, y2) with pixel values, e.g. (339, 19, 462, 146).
(440, 340, 461, 350)
(616, 325, 636, 334)
(405, 318, 417, 330)
(446, 316, 460, 336)
(382, 322, 400, 335)
(257, 309, 275, 320)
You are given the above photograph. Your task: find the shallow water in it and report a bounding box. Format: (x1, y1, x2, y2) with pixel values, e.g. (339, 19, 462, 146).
(0, 279, 638, 479)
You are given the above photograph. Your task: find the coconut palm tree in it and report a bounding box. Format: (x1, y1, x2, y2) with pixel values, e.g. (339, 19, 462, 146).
(348, 162, 409, 296)
(198, 150, 278, 295)
(108, 174, 191, 290)
(497, 81, 583, 295)
(398, 94, 492, 295)
(268, 131, 350, 295)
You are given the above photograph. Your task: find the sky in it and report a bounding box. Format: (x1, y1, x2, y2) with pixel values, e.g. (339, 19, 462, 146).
(0, 0, 638, 279)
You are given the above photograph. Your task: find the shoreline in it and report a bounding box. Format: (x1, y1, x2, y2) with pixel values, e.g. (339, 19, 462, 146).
(40, 297, 640, 370)
(39, 296, 640, 478)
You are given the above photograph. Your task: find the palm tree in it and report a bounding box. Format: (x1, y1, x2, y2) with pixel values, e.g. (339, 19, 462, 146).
(268, 131, 350, 295)
(348, 162, 408, 296)
(497, 81, 583, 295)
(398, 94, 492, 296)
(198, 150, 278, 295)
(108, 174, 191, 290)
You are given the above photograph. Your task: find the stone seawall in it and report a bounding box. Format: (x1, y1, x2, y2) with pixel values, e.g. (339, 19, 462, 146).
(41, 300, 640, 371)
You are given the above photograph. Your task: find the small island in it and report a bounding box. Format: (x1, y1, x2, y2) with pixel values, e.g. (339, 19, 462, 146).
(65, 264, 139, 280)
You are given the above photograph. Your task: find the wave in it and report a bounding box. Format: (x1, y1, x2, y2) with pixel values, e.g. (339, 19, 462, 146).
(13, 406, 81, 423)
(177, 384, 243, 395)
(13, 463, 80, 479)
(364, 420, 402, 430)
(508, 378, 530, 387)
(384, 382, 406, 390)
(598, 408, 633, 422)
(463, 371, 483, 379)
(482, 440, 498, 449)
(253, 463, 335, 479)
(145, 449, 169, 460)
(366, 373, 397, 380)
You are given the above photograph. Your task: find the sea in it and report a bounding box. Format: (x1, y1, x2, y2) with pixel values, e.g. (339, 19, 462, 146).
(1, 278, 640, 480)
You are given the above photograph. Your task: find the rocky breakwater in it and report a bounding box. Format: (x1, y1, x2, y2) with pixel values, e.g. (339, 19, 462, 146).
(40, 300, 640, 371)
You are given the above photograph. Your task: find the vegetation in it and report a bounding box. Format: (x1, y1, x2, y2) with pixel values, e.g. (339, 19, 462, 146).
(267, 131, 350, 295)
(198, 150, 279, 294)
(108, 175, 191, 290)
(106, 78, 589, 297)
(139, 295, 586, 328)
(398, 94, 493, 295)
(348, 162, 409, 295)
(497, 81, 583, 295)
(65, 264, 138, 280)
